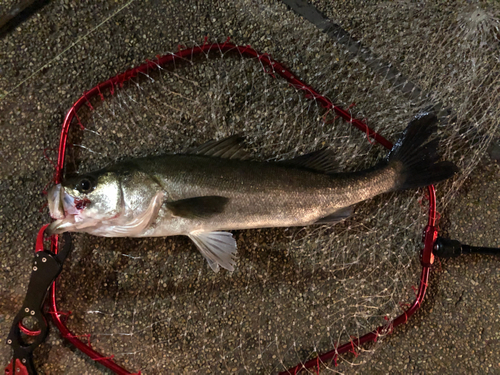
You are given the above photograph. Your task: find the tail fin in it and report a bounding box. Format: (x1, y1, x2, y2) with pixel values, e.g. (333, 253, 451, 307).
(388, 112, 459, 191)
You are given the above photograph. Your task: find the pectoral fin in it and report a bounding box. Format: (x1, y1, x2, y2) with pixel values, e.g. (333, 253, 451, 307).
(188, 231, 237, 272)
(166, 196, 229, 219)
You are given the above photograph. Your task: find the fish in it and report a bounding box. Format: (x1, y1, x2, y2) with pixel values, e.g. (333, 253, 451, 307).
(47, 112, 458, 272)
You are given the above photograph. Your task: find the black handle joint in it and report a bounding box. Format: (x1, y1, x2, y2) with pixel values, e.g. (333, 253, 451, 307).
(433, 237, 463, 258)
(434, 237, 500, 258)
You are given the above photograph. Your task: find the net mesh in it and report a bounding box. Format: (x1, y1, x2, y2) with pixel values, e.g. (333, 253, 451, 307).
(319, 0, 500, 204)
(57, 1, 500, 372)
(57, 45, 426, 373)
(2, 0, 498, 374)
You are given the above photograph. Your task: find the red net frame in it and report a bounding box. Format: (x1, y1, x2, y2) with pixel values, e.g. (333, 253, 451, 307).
(44, 40, 437, 375)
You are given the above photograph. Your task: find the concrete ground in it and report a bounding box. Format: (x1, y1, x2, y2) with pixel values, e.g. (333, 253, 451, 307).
(1, 1, 499, 374)
(357, 161, 500, 375)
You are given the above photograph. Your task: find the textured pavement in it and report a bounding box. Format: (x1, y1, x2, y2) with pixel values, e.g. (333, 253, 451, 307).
(1, 1, 499, 374)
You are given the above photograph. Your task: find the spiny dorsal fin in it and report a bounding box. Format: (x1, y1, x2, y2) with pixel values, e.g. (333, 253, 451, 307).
(188, 135, 250, 160)
(278, 148, 339, 174)
(166, 196, 229, 219)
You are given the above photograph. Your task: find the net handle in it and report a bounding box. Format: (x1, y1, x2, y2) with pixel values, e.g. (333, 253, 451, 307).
(47, 40, 436, 375)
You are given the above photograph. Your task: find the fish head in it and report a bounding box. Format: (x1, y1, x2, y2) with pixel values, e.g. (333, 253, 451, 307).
(47, 171, 123, 234)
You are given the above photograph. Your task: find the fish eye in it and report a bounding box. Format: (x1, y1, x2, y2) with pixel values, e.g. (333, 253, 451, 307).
(78, 178, 93, 193)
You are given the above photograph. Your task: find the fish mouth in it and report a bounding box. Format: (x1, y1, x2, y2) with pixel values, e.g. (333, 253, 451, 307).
(46, 184, 83, 235)
(47, 184, 65, 220)
(47, 216, 77, 235)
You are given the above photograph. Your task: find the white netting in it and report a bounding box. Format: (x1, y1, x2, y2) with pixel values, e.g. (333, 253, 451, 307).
(321, 0, 500, 204)
(42, 1, 499, 374)
(56, 44, 422, 373)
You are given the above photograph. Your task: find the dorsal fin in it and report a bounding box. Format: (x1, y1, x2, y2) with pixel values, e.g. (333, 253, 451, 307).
(188, 135, 250, 160)
(278, 148, 339, 174)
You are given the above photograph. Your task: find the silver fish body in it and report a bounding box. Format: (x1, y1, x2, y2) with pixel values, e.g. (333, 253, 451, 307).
(47, 113, 458, 272)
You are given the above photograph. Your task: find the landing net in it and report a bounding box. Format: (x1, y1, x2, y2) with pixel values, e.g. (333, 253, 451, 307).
(31, 2, 500, 374)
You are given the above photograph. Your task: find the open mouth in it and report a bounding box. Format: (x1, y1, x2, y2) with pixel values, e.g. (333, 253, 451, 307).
(47, 184, 99, 235)
(47, 184, 81, 218)
(47, 184, 81, 234)
(47, 184, 65, 220)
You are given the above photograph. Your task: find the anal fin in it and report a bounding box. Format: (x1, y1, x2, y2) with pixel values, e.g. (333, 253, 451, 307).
(314, 206, 353, 225)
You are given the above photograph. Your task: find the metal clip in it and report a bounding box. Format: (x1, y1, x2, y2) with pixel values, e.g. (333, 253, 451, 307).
(5, 229, 72, 375)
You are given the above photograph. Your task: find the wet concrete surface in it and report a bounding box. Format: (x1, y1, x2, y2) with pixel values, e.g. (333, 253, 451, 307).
(1, 1, 499, 374)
